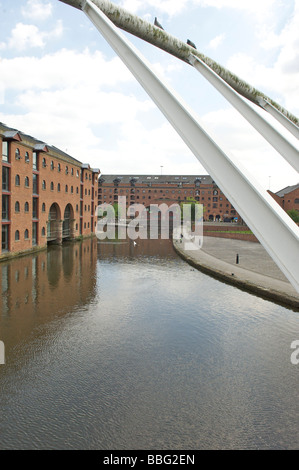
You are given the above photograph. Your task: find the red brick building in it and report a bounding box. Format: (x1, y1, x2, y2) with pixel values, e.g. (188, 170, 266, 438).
(98, 174, 240, 221)
(269, 184, 299, 215)
(1, 122, 100, 259)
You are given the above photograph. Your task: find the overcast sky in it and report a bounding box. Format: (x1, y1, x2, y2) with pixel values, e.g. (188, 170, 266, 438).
(0, 0, 298, 192)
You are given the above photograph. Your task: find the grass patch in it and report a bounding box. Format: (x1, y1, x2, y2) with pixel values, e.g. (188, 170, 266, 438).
(205, 230, 253, 234)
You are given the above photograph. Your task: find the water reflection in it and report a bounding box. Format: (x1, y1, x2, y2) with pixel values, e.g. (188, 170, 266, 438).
(0, 237, 298, 450)
(97, 237, 177, 261)
(0, 238, 97, 358)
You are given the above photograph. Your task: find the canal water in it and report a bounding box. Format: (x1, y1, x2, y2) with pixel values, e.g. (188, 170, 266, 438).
(0, 237, 298, 450)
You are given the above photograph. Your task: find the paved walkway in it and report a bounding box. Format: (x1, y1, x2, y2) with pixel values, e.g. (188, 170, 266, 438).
(173, 236, 299, 310)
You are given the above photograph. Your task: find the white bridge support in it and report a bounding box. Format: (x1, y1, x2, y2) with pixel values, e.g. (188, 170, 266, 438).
(59, 0, 299, 293)
(257, 97, 299, 140)
(59, 0, 299, 130)
(189, 55, 299, 173)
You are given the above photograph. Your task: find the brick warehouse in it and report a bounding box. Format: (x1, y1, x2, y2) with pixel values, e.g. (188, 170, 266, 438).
(98, 174, 240, 222)
(269, 184, 299, 215)
(1, 122, 100, 259)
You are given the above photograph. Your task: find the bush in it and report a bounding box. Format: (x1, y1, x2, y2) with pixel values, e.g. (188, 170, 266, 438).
(287, 209, 299, 223)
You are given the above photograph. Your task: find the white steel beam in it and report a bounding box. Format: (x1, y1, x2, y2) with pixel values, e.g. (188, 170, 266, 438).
(58, 0, 299, 130)
(189, 54, 299, 173)
(72, 0, 299, 292)
(257, 97, 299, 140)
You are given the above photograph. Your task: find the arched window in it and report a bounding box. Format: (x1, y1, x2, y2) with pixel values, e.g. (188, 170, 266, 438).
(25, 152, 30, 163)
(42, 158, 47, 168)
(15, 201, 20, 212)
(65, 165, 69, 175)
(15, 148, 21, 160)
(65, 184, 68, 192)
(58, 163, 61, 172)
(24, 202, 29, 212)
(24, 229, 29, 239)
(15, 230, 20, 241)
(42, 203, 46, 212)
(42, 180, 46, 190)
(25, 176, 29, 187)
(213, 190, 218, 195)
(71, 186, 73, 193)
(42, 227, 46, 236)
(15, 174, 20, 186)
(51, 160, 54, 170)
(57, 183, 61, 192)
(51, 182, 54, 191)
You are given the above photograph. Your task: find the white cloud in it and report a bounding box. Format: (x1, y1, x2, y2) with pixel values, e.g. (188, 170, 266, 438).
(0, 47, 157, 169)
(8, 23, 45, 50)
(0, 48, 133, 91)
(121, 0, 188, 16)
(5, 21, 63, 51)
(120, 0, 280, 19)
(208, 34, 225, 49)
(21, 0, 53, 21)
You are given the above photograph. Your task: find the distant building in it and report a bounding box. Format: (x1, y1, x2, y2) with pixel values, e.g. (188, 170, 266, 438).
(269, 184, 299, 215)
(98, 174, 240, 222)
(1, 122, 100, 259)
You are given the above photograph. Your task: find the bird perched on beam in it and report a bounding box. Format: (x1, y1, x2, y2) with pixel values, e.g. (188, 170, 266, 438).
(154, 17, 164, 30)
(187, 39, 197, 49)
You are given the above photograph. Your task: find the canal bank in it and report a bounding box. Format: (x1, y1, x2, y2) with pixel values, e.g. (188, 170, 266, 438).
(173, 237, 299, 310)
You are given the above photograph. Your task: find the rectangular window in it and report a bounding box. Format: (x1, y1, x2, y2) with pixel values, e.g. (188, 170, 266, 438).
(2, 141, 8, 162)
(33, 174, 38, 195)
(2, 166, 9, 191)
(1, 225, 9, 252)
(32, 152, 37, 170)
(32, 198, 38, 219)
(2, 195, 9, 220)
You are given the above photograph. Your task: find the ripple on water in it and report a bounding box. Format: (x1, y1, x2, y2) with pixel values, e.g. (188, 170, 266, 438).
(0, 239, 298, 449)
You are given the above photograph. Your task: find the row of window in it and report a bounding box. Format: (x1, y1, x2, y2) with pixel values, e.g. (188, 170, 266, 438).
(100, 188, 220, 195)
(3, 171, 38, 192)
(2, 142, 96, 183)
(11, 174, 96, 197)
(14, 228, 46, 240)
(12, 202, 90, 220)
(14, 201, 45, 213)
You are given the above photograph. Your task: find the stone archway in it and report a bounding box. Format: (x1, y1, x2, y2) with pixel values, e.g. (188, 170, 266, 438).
(63, 203, 75, 239)
(47, 203, 62, 244)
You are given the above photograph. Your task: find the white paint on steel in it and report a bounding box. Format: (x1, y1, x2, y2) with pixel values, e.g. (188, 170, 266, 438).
(71, 0, 299, 292)
(188, 54, 299, 173)
(257, 97, 299, 140)
(58, 0, 299, 129)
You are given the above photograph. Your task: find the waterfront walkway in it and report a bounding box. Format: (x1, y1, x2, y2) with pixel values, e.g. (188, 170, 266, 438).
(173, 236, 299, 309)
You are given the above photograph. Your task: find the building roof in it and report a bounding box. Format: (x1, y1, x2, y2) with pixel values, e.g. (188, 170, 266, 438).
(3, 130, 22, 140)
(0, 122, 99, 173)
(276, 183, 299, 197)
(98, 174, 214, 184)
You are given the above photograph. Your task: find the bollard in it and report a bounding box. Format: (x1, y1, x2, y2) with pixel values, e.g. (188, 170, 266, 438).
(0, 340, 4, 365)
(236, 254, 239, 264)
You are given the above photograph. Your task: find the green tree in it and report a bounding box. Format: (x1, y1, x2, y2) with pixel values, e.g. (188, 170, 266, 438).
(287, 209, 299, 223)
(180, 197, 205, 222)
